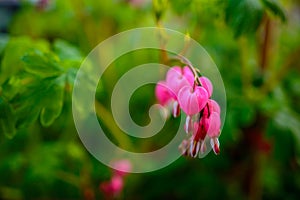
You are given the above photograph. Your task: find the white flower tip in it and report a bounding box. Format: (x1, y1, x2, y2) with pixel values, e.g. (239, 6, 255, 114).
(210, 138, 220, 155)
(172, 101, 180, 117)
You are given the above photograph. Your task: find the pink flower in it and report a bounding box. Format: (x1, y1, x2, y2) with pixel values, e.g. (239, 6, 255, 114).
(189, 105, 210, 157)
(208, 99, 221, 114)
(100, 175, 123, 197)
(155, 81, 173, 106)
(178, 85, 208, 133)
(111, 159, 132, 177)
(207, 112, 221, 155)
(185, 101, 222, 157)
(100, 160, 132, 198)
(155, 66, 194, 118)
(199, 76, 213, 98)
(178, 85, 208, 115)
(165, 66, 194, 98)
(155, 64, 222, 157)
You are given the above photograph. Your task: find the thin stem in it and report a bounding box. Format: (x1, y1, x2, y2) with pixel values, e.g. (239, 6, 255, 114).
(94, 101, 134, 151)
(170, 55, 202, 86)
(260, 16, 271, 71)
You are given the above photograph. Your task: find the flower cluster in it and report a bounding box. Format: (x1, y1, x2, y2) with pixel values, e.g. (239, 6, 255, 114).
(99, 160, 132, 198)
(155, 66, 222, 157)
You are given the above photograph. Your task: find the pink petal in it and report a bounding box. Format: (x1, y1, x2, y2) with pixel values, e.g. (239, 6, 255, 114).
(166, 67, 191, 98)
(207, 112, 221, 138)
(193, 116, 209, 142)
(194, 86, 209, 111)
(155, 81, 172, 106)
(178, 86, 208, 115)
(172, 101, 181, 117)
(208, 99, 221, 114)
(110, 175, 124, 193)
(100, 175, 123, 196)
(210, 137, 220, 155)
(184, 115, 193, 133)
(112, 159, 132, 176)
(182, 66, 195, 86)
(199, 76, 213, 98)
(178, 86, 200, 115)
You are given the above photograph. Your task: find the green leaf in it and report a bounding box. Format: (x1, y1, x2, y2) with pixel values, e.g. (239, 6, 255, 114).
(22, 51, 63, 78)
(261, 0, 286, 21)
(40, 77, 65, 127)
(274, 108, 300, 143)
(53, 39, 82, 61)
(225, 0, 264, 37)
(0, 37, 49, 84)
(14, 76, 65, 128)
(0, 97, 16, 139)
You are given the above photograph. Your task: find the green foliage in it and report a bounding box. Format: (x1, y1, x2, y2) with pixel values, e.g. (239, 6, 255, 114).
(0, 97, 16, 139)
(0, 37, 82, 135)
(0, 0, 299, 199)
(225, 0, 264, 37)
(225, 0, 286, 37)
(262, 0, 286, 21)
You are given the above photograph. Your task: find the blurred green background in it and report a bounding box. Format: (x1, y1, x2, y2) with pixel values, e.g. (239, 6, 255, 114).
(0, 0, 300, 199)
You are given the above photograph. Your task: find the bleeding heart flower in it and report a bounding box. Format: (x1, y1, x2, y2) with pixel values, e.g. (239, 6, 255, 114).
(178, 85, 208, 134)
(155, 81, 172, 106)
(155, 64, 222, 158)
(178, 86, 208, 116)
(111, 159, 132, 177)
(207, 112, 221, 155)
(207, 112, 221, 138)
(178, 86, 208, 115)
(208, 99, 221, 114)
(100, 175, 124, 197)
(199, 76, 213, 98)
(166, 66, 194, 98)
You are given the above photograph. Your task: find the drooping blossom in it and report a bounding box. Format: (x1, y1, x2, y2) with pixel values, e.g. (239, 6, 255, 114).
(111, 159, 132, 177)
(177, 85, 208, 133)
(199, 76, 213, 98)
(155, 66, 194, 117)
(100, 175, 123, 198)
(155, 64, 222, 158)
(100, 160, 132, 198)
(207, 112, 221, 154)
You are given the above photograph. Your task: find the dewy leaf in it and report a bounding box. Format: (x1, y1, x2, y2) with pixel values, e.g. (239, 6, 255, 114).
(0, 97, 16, 139)
(261, 0, 286, 21)
(40, 76, 65, 127)
(22, 51, 63, 78)
(225, 0, 264, 37)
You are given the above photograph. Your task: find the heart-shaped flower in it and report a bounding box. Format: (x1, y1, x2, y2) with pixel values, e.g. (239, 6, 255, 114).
(208, 99, 221, 114)
(166, 66, 194, 99)
(155, 81, 172, 106)
(178, 85, 208, 115)
(207, 112, 221, 138)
